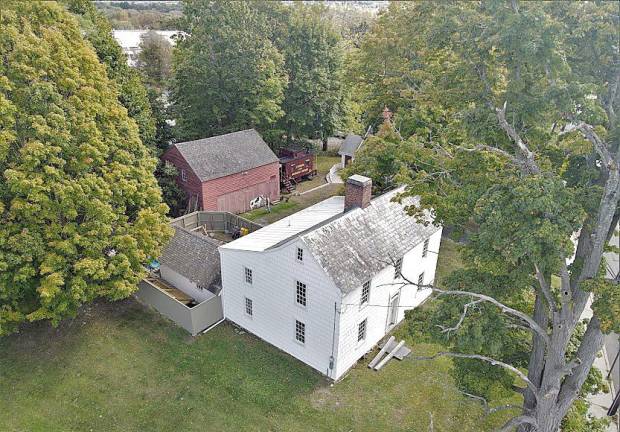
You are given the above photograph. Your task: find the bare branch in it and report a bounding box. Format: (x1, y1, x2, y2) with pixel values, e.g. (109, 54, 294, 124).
(495, 101, 541, 175)
(571, 122, 614, 168)
(497, 415, 538, 432)
(377, 265, 550, 345)
(436, 299, 485, 335)
(459, 391, 523, 417)
(431, 288, 550, 346)
(411, 352, 539, 397)
(533, 263, 557, 312)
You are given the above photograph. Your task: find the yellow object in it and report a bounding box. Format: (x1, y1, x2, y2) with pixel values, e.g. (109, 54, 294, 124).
(240, 227, 249, 236)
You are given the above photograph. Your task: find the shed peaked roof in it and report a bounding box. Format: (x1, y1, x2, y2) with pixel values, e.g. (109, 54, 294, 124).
(338, 134, 364, 157)
(301, 187, 441, 293)
(172, 129, 278, 181)
(160, 227, 221, 289)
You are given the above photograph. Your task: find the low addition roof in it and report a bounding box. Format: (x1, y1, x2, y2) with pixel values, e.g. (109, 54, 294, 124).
(301, 187, 441, 293)
(172, 129, 278, 181)
(160, 227, 221, 289)
(220, 196, 346, 252)
(338, 134, 364, 157)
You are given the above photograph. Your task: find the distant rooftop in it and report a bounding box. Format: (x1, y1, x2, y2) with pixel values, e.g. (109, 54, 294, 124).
(338, 134, 364, 157)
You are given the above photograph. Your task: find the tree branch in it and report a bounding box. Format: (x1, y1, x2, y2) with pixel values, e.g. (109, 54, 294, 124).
(533, 263, 557, 312)
(497, 415, 537, 432)
(495, 101, 541, 175)
(571, 122, 614, 168)
(411, 352, 539, 398)
(436, 299, 485, 335)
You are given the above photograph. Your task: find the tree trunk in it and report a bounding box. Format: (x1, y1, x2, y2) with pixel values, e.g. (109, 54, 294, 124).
(322, 135, 328, 152)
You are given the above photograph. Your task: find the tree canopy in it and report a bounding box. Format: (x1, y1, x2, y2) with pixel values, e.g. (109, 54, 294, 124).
(66, 0, 157, 150)
(346, 2, 619, 431)
(0, 1, 172, 335)
(171, 0, 287, 141)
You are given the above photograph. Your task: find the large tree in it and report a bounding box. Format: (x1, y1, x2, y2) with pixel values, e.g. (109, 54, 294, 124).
(348, 2, 619, 431)
(270, 4, 347, 149)
(0, 1, 172, 335)
(136, 30, 173, 93)
(171, 0, 287, 140)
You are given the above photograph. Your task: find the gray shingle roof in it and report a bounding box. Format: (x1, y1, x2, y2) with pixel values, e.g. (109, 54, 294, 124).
(301, 187, 441, 293)
(338, 134, 364, 157)
(160, 227, 221, 289)
(173, 129, 278, 181)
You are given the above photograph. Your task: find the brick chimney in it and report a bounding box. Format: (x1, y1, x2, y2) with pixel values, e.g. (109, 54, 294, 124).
(344, 175, 372, 211)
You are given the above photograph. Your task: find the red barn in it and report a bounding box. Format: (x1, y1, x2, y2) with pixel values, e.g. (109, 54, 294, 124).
(162, 129, 280, 214)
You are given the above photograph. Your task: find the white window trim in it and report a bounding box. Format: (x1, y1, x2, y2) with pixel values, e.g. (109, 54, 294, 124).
(294, 319, 306, 345)
(357, 318, 368, 345)
(244, 267, 253, 285)
(296, 248, 304, 263)
(422, 239, 429, 258)
(180, 169, 188, 182)
(244, 297, 253, 318)
(295, 280, 307, 308)
(394, 257, 403, 279)
(359, 280, 371, 310)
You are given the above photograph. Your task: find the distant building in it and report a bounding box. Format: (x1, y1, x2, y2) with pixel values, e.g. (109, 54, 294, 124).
(219, 175, 442, 379)
(162, 129, 280, 214)
(338, 134, 364, 167)
(112, 29, 179, 66)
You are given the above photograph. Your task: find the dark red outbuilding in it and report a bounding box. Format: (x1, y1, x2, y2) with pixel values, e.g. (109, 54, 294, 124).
(162, 129, 280, 214)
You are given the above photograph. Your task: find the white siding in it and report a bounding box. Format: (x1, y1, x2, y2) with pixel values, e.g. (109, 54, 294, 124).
(160, 264, 215, 303)
(333, 228, 442, 378)
(220, 240, 342, 378)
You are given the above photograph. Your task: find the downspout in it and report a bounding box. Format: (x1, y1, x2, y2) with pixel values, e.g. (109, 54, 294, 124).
(328, 301, 338, 377)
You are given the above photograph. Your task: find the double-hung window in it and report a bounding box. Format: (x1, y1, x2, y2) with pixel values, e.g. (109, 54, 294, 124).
(361, 280, 370, 306)
(418, 272, 425, 287)
(296, 281, 307, 306)
(422, 239, 429, 258)
(358, 319, 367, 342)
(180, 169, 187, 182)
(296, 247, 304, 262)
(244, 267, 253, 284)
(245, 297, 253, 316)
(295, 320, 305, 344)
(394, 258, 403, 279)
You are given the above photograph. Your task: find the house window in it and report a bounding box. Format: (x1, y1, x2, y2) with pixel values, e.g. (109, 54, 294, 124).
(361, 280, 370, 305)
(418, 272, 425, 287)
(296, 281, 307, 306)
(422, 239, 429, 258)
(180, 169, 187, 182)
(358, 319, 367, 342)
(245, 297, 253, 316)
(297, 247, 304, 262)
(295, 320, 305, 344)
(244, 267, 253, 284)
(394, 258, 403, 279)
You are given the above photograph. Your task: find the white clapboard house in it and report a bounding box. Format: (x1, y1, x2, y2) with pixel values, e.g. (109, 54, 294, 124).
(219, 175, 442, 380)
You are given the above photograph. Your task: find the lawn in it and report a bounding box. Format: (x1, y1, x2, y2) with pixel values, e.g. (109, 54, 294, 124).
(292, 154, 341, 193)
(0, 236, 519, 432)
(241, 183, 343, 225)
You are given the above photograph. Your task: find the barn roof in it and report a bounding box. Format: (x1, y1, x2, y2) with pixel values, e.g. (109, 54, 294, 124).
(172, 129, 278, 181)
(338, 134, 364, 157)
(160, 227, 221, 289)
(300, 187, 440, 293)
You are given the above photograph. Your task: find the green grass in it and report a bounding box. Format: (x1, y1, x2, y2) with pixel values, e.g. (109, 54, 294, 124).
(289, 154, 341, 193)
(434, 236, 465, 286)
(242, 183, 343, 225)
(0, 234, 518, 432)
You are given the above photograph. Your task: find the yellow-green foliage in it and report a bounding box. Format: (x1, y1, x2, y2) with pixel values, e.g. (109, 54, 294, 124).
(0, 1, 172, 335)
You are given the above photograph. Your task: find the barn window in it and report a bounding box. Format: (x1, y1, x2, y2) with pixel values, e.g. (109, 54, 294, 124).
(295, 320, 305, 344)
(361, 280, 370, 305)
(422, 239, 429, 258)
(244, 267, 253, 284)
(418, 272, 425, 287)
(394, 258, 403, 279)
(296, 247, 304, 262)
(296, 281, 307, 306)
(180, 169, 187, 182)
(245, 297, 253, 316)
(358, 319, 367, 342)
